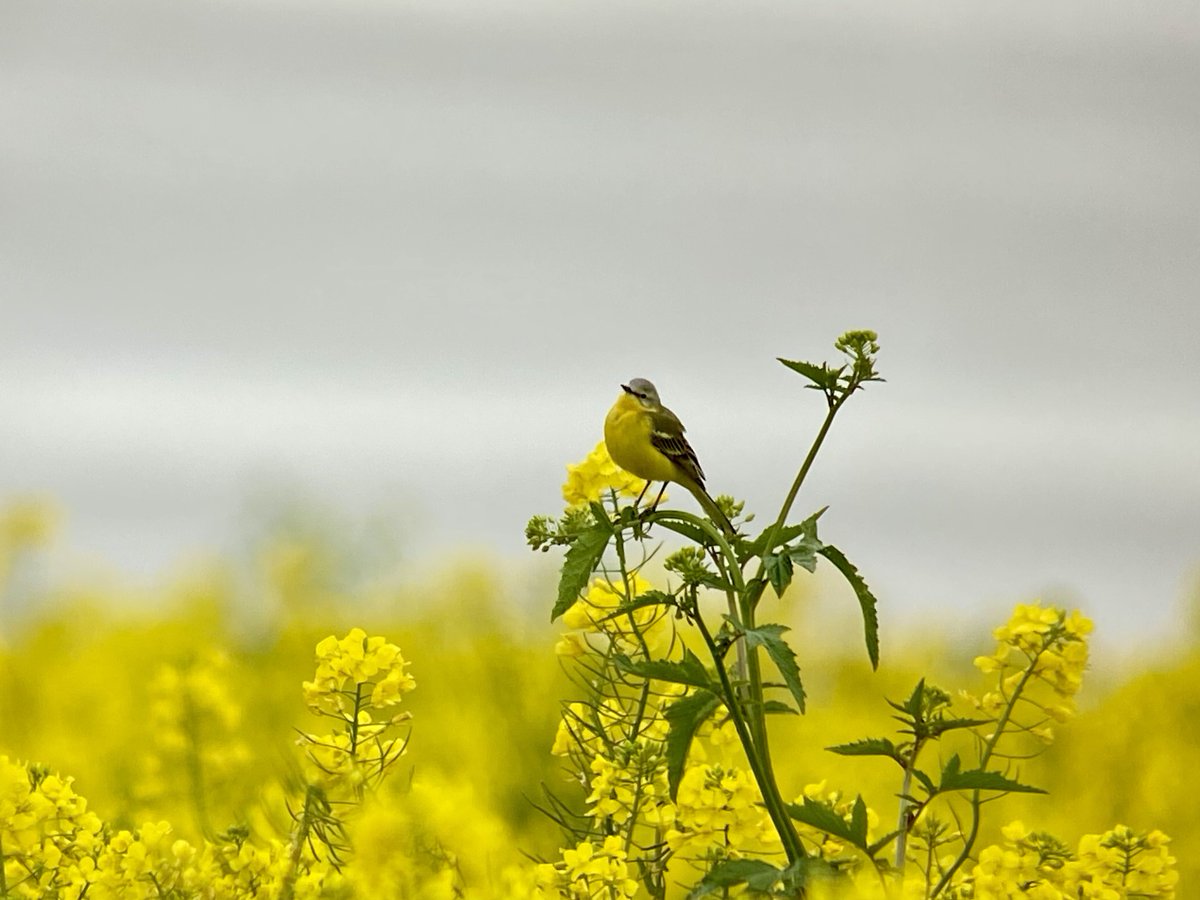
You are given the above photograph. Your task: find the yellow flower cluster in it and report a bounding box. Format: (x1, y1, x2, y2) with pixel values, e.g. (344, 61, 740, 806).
(0, 757, 103, 896)
(1074, 825, 1178, 898)
(303, 627, 416, 718)
(966, 603, 1092, 746)
(666, 762, 779, 860)
(974, 604, 1092, 700)
(0, 758, 348, 899)
(561, 441, 650, 507)
(585, 747, 674, 828)
(535, 835, 640, 899)
(298, 629, 416, 791)
(963, 820, 1177, 899)
(560, 575, 675, 655)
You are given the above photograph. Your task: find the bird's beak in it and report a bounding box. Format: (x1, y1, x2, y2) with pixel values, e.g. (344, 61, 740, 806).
(621, 384, 633, 394)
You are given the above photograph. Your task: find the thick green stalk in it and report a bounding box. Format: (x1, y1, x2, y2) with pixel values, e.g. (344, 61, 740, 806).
(692, 605, 805, 865)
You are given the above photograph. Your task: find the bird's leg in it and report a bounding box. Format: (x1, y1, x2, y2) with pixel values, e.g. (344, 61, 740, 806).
(634, 480, 652, 509)
(647, 483, 668, 515)
(628, 481, 656, 538)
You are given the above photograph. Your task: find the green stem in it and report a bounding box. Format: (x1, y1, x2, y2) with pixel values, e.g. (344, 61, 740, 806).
(651, 502, 805, 862)
(749, 397, 844, 612)
(931, 652, 1042, 896)
(894, 740, 921, 875)
(738, 595, 772, 785)
(279, 785, 321, 900)
(692, 604, 805, 865)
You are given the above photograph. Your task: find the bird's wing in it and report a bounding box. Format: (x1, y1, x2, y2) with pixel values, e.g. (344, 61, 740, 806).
(649, 406, 706, 487)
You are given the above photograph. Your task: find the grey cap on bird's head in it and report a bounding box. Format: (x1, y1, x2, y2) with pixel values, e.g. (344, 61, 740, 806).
(621, 378, 661, 405)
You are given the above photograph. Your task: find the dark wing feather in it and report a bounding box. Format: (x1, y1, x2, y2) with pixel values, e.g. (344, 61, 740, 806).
(649, 406, 706, 487)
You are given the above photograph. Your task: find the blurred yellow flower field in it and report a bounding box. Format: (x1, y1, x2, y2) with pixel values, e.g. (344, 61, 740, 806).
(0, 488, 1189, 898)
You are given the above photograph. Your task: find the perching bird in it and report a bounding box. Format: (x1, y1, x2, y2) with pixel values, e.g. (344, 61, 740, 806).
(603, 378, 735, 536)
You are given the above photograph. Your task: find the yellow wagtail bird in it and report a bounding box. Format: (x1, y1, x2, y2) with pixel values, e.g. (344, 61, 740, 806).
(604, 378, 735, 536)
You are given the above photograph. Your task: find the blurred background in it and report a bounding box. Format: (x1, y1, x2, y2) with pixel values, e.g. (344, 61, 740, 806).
(2, 1, 1200, 893)
(3, 0, 1199, 656)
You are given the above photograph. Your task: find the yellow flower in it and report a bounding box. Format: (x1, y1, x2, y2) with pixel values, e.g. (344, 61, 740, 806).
(554, 632, 589, 658)
(561, 574, 672, 652)
(562, 441, 653, 507)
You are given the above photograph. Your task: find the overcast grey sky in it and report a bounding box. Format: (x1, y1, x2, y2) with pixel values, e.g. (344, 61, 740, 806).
(3, 0, 1198, 657)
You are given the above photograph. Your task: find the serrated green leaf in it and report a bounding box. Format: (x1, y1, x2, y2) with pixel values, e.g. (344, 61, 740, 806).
(867, 829, 902, 859)
(911, 768, 937, 797)
(763, 552, 794, 597)
(818, 544, 880, 669)
(614, 648, 712, 690)
(786, 797, 868, 851)
(654, 516, 711, 547)
(741, 507, 827, 560)
(664, 689, 722, 799)
(688, 859, 782, 897)
(938, 754, 1047, 795)
(927, 716, 994, 737)
(744, 624, 806, 713)
(904, 679, 926, 715)
(849, 796, 869, 845)
(763, 700, 800, 716)
(778, 356, 838, 391)
(788, 539, 821, 574)
(826, 737, 903, 765)
(551, 520, 612, 621)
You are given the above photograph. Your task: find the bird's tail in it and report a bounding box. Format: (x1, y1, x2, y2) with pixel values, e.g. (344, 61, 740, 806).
(683, 480, 736, 538)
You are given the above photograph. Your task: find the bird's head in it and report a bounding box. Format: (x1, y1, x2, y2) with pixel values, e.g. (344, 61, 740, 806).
(621, 378, 661, 408)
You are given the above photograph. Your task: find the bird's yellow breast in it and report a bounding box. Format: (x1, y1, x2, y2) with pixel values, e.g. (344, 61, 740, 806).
(604, 393, 679, 483)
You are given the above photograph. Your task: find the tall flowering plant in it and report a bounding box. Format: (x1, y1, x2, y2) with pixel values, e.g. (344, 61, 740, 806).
(526, 333, 1177, 899)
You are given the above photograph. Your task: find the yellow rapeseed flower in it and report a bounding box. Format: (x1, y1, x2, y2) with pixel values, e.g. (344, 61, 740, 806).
(561, 441, 654, 507)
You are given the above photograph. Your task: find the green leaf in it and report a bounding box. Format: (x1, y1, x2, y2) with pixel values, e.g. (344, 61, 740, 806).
(818, 544, 880, 669)
(787, 537, 822, 574)
(664, 690, 722, 799)
(778, 356, 839, 393)
(849, 796, 869, 846)
(744, 624, 806, 713)
(867, 829, 903, 859)
(551, 519, 612, 621)
(938, 754, 1047, 795)
(785, 796, 869, 852)
(654, 516, 712, 547)
(898, 679, 926, 717)
(614, 648, 712, 690)
(741, 506, 827, 559)
(826, 737, 904, 766)
(595, 590, 676, 624)
(763, 552, 794, 597)
(927, 716, 994, 737)
(763, 700, 800, 716)
(688, 859, 782, 897)
(910, 768, 937, 797)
